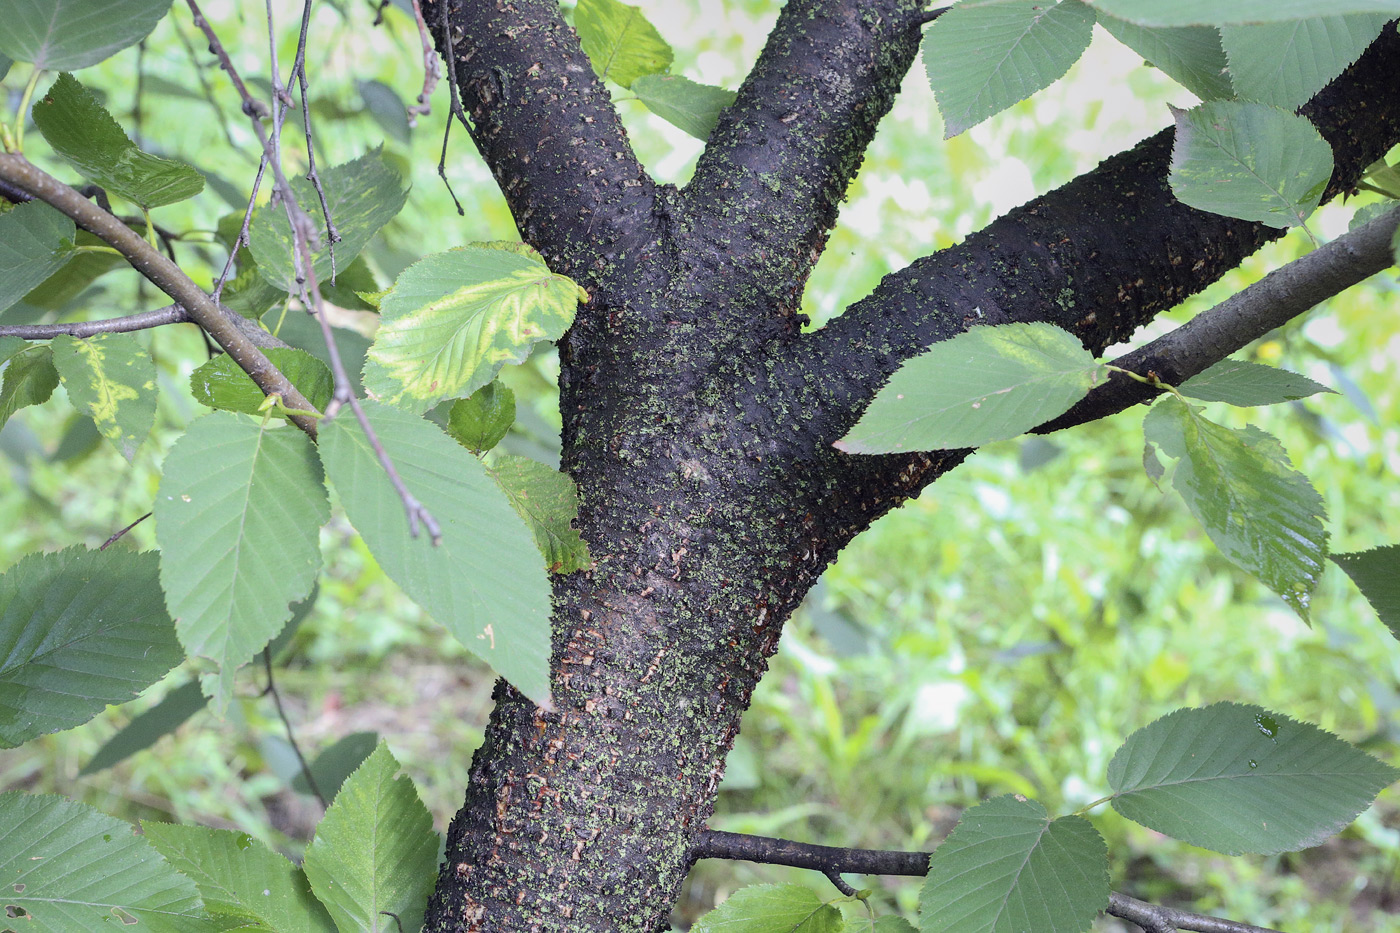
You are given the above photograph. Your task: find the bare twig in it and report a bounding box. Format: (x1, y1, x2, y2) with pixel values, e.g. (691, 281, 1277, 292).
(0, 305, 190, 338)
(433, 0, 469, 215)
(0, 154, 318, 434)
(100, 512, 153, 550)
(406, 0, 441, 126)
(172, 14, 242, 153)
(289, 0, 340, 276)
(690, 830, 1288, 933)
(261, 649, 328, 808)
(1039, 205, 1400, 433)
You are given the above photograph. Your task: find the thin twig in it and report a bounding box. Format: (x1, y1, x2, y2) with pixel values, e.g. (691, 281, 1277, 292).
(406, 0, 441, 126)
(434, 0, 469, 215)
(172, 14, 242, 153)
(261, 649, 328, 808)
(100, 512, 152, 550)
(690, 830, 1289, 933)
(0, 305, 190, 339)
(0, 154, 318, 433)
(213, 152, 270, 302)
(289, 0, 340, 276)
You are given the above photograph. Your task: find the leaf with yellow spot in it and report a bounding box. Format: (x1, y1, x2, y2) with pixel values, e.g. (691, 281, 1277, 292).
(52, 333, 157, 461)
(362, 245, 584, 412)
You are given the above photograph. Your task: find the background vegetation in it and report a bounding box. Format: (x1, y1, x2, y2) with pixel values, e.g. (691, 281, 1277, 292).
(2, 1, 1397, 928)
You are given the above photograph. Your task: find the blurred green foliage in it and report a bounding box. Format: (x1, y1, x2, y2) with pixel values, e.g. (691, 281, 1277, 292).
(1, 1, 1398, 930)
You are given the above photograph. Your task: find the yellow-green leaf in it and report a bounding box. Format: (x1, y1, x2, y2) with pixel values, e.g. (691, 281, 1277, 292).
(363, 245, 583, 412)
(51, 333, 157, 461)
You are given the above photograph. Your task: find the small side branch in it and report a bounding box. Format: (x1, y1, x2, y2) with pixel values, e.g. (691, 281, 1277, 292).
(1040, 204, 1400, 433)
(0, 304, 190, 338)
(690, 830, 1287, 933)
(0, 153, 318, 434)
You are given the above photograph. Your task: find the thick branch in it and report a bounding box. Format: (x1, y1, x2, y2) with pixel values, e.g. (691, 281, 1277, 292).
(0, 153, 317, 434)
(691, 831, 1286, 933)
(421, 0, 658, 280)
(791, 25, 1400, 525)
(1041, 204, 1400, 432)
(680, 0, 929, 327)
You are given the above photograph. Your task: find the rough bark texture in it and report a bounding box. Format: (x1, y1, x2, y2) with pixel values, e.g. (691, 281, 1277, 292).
(418, 3, 1400, 930)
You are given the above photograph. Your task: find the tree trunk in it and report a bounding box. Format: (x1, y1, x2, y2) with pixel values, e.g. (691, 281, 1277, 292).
(420, 2, 1400, 929)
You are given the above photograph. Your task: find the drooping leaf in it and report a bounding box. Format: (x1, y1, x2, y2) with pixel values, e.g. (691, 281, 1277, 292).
(1332, 545, 1400, 639)
(0, 791, 225, 932)
(293, 731, 380, 799)
(32, 73, 204, 209)
(0, 0, 173, 71)
(249, 148, 407, 292)
(923, 0, 1096, 138)
(1144, 396, 1328, 620)
(0, 199, 76, 314)
(50, 333, 157, 460)
(1094, 13, 1233, 100)
(1221, 15, 1390, 110)
(1169, 100, 1333, 228)
(318, 402, 552, 706)
(190, 347, 334, 417)
(574, 0, 673, 88)
(691, 884, 843, 933)
(357, 79, 411, 145)
(302, 744, 438, 933)
(836, 323, 1105, 453)
(362, 245, 584, 413)
(918, 795, 1108, 933)
(1108, 703, 1400, 855)
(0, 343, 59, 431)
(0, 547, 181, 748)
(142, 822, 336, 933)
(631, 74, 737, 139)
(79, 678, 207, 776)
(1085, 0, 1400, 27)
(490, 455, 591, 574)
(154, 413, 329, 714)
(1177, 359, 1334, 406)
(446, 380, 516, 454)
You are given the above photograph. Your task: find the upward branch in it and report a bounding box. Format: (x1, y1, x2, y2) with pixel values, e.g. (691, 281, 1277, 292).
(422, 0, 659, 280)
(679, 0, 930, 326)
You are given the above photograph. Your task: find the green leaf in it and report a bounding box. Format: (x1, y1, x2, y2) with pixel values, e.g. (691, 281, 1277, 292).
(20, 230, 128, 312)
(0, 51, 11, 80)
(190, 347, 334, 417)
(1331, 545, 1400, 638)
(32, 73, 204, 210)
(362, 245, 583, 413)
(0, 342, 59, 430)
(0, 0, 172, 70)
(1177, 359, 1335, 406)
(357, 79, 410, 146)
(446, 380, 516, 454)
(318, 402, 552, 706)
(1169, 100, 1333, 228)
(835, 323, 1105, 453)
(51, 333, 157, 460)
(302, 743, 438, 933)
(1084, 0, 1400, 27)
(248, 148, 407, 293)
(1108, 703, 1400, 855)
(923, 0, 1096, 138)
(1094, 13, 1233, 100)
(0, 199, 76, 314)
(872, 919, 917, 933)
(294, 731, 380, 799)
(918, 795, 1108, 933)
(631, 74, 737, 139)
(154, 413, 329, 714)
(490, 455, 591, 574)
(1143, 396, 1328, 620)
(0, 791, 225, 932)
(142, 822, 336, 933)
(574, 0, 673, 88)
(0, 547, 181, 748)
(1221, 15, 1390, 110)
(79, 678, 207, 776)
(691, 884, 843, 933)
(265, 307, 372, 396)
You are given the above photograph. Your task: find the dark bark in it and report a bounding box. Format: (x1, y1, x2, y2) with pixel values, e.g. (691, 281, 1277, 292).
(418, 4, 1400, 930)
